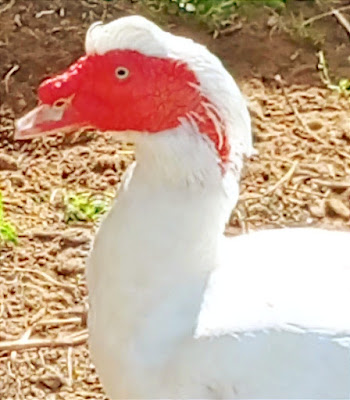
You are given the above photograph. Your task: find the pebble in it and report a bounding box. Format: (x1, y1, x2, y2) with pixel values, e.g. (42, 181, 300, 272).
(38, 374, 64, 391)
(307, 120, 323, 131)
(309, 201, 326, 218)
(55, 257, 84, 276)
(326, 198, 350, 220)
(0, 154, 17, 171)
(11, 173, 25, 187)
(60, 229, 91, 249)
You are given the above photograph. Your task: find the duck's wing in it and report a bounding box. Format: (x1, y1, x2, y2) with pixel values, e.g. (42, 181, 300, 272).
(197, 228, 350, 341)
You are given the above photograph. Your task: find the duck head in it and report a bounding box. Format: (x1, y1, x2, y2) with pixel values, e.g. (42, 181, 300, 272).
(15, 16, 252, 172)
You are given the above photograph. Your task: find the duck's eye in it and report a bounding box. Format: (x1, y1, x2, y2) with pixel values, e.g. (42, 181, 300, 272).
(115, 67, 129, 80)
(53, 99, 67, 108)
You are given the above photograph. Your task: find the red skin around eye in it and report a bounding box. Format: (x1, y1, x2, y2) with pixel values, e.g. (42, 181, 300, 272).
(39, 50, 230, 163)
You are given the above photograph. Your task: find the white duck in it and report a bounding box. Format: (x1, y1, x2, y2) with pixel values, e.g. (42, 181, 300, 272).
(16, 16, 350, 399)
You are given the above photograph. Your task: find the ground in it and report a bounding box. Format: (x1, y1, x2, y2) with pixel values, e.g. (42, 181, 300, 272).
(0, 0, 350, 399)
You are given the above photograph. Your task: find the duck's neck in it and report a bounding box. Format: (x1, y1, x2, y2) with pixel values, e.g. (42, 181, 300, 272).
(90, 125, 241, 366)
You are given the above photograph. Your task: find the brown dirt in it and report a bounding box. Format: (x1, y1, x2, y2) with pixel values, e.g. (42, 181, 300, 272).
(1, 0, 350, 399)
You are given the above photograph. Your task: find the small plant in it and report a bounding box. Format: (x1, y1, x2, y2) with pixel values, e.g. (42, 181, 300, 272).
(64, 192, 112, 223)
(143, 0, 286, 33)
(0, 191, 18, 244)
(317, 50, 350, 96)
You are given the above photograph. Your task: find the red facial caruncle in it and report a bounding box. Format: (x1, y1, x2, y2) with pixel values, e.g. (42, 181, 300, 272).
(16, 50, 230, 163)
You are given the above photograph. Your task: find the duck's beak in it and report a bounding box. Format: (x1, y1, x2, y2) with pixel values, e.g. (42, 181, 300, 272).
(15, 101, 82, 140)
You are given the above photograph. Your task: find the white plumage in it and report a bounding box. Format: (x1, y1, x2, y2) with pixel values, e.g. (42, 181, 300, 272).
(85, 16, 350, 399)
(16, 15, 350, 399)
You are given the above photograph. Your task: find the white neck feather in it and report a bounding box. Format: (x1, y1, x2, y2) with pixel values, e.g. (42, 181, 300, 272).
(88, 124, 242, 387)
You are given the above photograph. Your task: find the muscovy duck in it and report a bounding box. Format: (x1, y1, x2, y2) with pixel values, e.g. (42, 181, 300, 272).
(16, 16, 350, 399)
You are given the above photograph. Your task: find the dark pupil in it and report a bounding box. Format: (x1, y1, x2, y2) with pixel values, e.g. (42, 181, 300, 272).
(118, 69, 126, 76)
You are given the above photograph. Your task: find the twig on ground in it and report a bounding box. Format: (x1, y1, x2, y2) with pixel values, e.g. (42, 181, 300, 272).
(2, 267, 77, 293)
(332, 8, 350, 38)
(0, 331, 88, 353)
(29, 307, 47, 327)
(264, 161, 298, 196)
(68, 329, 88, 340)
(7, 360, 16, 379)
(10, 326, 33, 361)
(311, 178, 350, 189)
(36, 317, 83, 327)
(52, 308, 88, 327)
(50, 306, 87, 318)
(67, 347, 73, 387)
(3, 65, 19, 93)
(240, 161, 298, 202)
(285, 187, 329, 198)
(35, 9, 55, 18)
(302, 4, 350, 27)
(21, 229, 90, 241)
(0, 0, 15, 15)
(17, 230, 63, 240)
(218, 22, 243, 36)
(240, 192, 263, 201)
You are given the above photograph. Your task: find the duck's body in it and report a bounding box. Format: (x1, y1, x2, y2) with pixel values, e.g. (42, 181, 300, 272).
(88, 133, 350, 399)
(15, 15, 350, 399)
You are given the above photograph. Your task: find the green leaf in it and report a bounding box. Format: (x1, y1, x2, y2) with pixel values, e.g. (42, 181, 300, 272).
(64, 192, 112, 223)
(338, 79, 350, 93)
(0, 191, 18, 245)
(0, 222, 18, 244)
